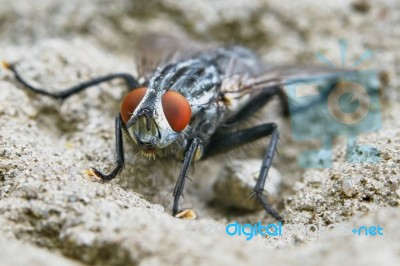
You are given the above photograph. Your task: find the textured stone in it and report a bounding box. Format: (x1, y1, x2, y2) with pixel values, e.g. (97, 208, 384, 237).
(1, 0, 399, 265)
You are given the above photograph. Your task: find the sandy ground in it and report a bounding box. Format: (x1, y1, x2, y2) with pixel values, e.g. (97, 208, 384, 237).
(1, 0, 400, 265)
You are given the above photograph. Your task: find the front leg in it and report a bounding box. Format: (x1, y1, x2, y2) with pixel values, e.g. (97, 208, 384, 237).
(90, 115, 125, 181)
(172, 138, 201, 216)
(2, 61, 139, 99)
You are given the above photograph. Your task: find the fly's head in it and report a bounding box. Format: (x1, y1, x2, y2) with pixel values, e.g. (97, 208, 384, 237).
(120, 87, 191, 158)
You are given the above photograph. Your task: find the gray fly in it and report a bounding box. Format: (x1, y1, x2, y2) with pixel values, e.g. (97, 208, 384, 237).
(2, 34, 356, 222)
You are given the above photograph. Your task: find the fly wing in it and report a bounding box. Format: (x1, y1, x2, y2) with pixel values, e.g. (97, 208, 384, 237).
(233, 65, 356, 93)
(220, 64, 359, 118)
(135, 33, 213, 79)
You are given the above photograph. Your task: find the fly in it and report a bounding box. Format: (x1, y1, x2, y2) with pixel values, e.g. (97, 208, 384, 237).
(1, 34, 357, 222)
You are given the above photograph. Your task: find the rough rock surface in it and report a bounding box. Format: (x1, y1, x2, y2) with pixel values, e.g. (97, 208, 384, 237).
(1, 0, 399, 265)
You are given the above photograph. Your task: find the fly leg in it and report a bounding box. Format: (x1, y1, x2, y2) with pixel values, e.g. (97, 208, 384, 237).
(251, 124, 283, 222)
(2, 62, 136, 182)
(2, 61, 139, 99)
(172, 138, 201, 216)
(204, 123, 284, 222)
(89, 115, 125, 181)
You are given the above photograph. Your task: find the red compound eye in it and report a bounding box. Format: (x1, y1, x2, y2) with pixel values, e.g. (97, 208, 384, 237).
(162, 91, 191, 132)
(120, 87, 148, 124)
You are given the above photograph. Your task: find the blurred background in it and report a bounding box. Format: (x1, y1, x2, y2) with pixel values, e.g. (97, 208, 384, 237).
(1, 0, 396, 70)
